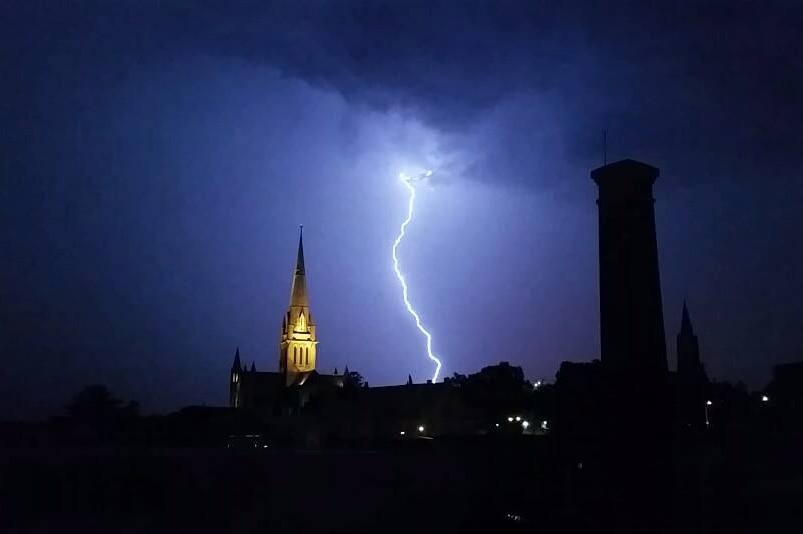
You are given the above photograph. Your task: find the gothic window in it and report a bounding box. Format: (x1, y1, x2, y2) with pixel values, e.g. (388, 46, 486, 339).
(305, 348, 309, 365)
(296, 312, 306, 332)
(293, 347, 297, 364)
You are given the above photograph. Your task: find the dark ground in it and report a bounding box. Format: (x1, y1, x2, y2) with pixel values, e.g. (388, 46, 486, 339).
(1, 435, 802, 533)
(1, 439, 557, 533)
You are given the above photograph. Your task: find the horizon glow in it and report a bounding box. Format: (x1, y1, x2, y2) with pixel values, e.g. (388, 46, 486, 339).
(392, 170, 443, 383)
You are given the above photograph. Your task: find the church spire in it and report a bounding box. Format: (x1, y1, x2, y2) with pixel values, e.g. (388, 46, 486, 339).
(296, 225, 305, 275)
(289, 226, 308, 307)
(680, 300, 694, 335)
(231, 347, 241, 372)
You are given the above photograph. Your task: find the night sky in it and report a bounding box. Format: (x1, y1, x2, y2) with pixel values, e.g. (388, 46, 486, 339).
(2, 1, 802, 418)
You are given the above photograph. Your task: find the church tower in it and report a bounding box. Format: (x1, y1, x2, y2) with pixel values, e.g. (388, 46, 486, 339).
(279, 227, 318, 386)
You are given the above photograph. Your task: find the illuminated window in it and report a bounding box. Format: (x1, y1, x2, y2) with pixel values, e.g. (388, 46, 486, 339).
(232, 374, 238, 383)
(297, 312, 306, 332)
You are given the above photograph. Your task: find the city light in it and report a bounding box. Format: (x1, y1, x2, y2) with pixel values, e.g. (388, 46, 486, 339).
(418, 425, 425, 433)
(706, 400, 713, 406)
(515, 416, 521, 422)
(541, 420, 548, 430)
(761, 395, 769, 402)
(521, 420, 530, 429)
(507, 416, 514, 422)
(400, 431, 406, 436)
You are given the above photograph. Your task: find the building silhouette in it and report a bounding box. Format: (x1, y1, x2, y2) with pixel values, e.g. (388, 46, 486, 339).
(591, 159, 672, 524)
(591, 159, 668, 380)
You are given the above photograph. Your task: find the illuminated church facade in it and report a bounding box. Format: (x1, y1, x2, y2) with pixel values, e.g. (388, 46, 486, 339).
(229, 228, 344, 412)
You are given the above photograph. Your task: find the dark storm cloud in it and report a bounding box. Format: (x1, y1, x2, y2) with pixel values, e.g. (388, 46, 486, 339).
(6, 1, 802, 188)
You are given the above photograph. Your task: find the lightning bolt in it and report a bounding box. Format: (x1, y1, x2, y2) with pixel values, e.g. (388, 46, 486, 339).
(392, 171, 443, 383)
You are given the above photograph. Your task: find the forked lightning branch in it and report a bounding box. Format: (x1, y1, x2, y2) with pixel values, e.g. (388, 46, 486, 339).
(391, 170, 443, 383)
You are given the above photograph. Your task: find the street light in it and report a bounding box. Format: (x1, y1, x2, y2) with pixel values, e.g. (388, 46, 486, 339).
(400, 431, 405, 436)
(417, 425, 425, 433)
(507, 416, 514, 422)
(515, 416, 521, 422)
(521, 420, 530, 430)
(761, 395, 769, 402)
(705, 400, 712, 427)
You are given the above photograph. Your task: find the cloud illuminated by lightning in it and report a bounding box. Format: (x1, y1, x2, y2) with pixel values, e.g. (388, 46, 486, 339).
(392, 170, 442, 383)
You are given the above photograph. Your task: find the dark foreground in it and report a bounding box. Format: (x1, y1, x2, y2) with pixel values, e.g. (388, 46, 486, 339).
(2, 436, 802, 533)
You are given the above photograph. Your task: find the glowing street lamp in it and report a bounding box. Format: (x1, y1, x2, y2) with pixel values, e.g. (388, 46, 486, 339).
(761, 395, 769, 402)
(515, 416, 521, 422)
(521, 420, 530, 430)
(507, 416, 514, 422)
(705, 400, 712, 427)
(417, 425, 425, 433)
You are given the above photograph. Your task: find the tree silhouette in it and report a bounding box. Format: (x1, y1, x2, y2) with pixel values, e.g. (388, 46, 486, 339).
(343, 370, 365, 389)
(66, 385, 139, 421)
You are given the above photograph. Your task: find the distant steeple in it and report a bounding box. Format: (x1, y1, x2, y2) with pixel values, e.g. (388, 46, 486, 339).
(680, 300, 694, 336)
(231, 347, 242, 372)
(676, 300, 708, 428)
(343, 365, 350, 376)
(407, 374, 413, 385)
(676, 301, 703, 378)
(250, 361, 256, 372)
(334, 368, 338, 375)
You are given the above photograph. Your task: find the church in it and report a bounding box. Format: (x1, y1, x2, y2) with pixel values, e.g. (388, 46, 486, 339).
(228, 227, 345, 414)
(226, 227, 473, 438)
